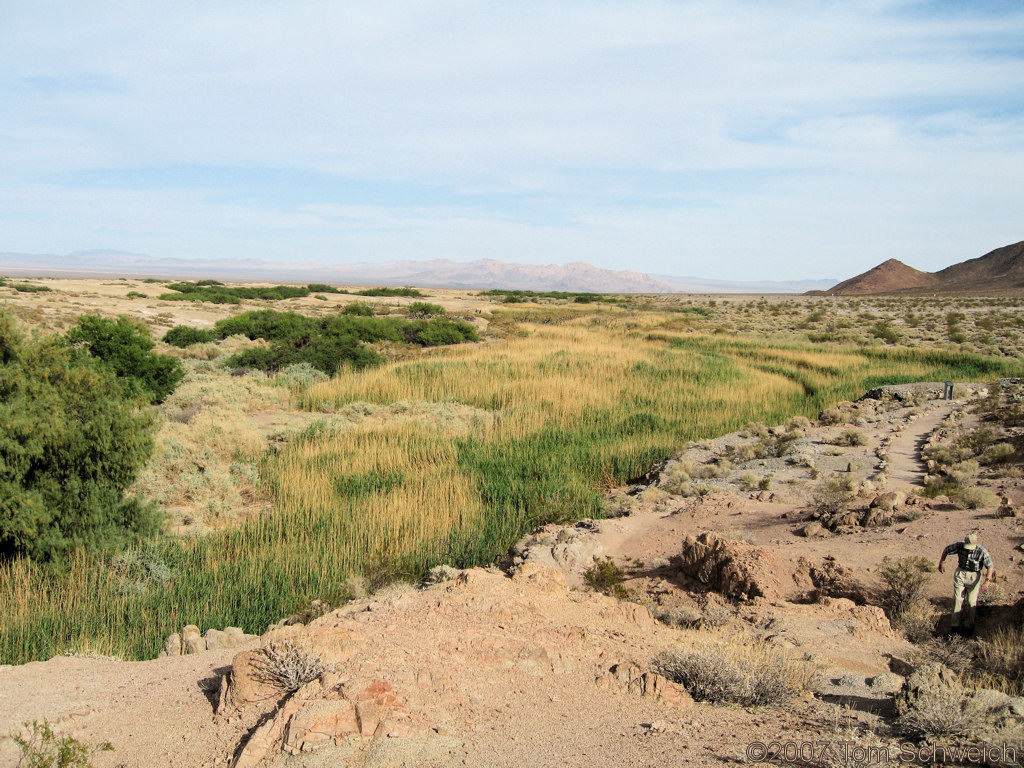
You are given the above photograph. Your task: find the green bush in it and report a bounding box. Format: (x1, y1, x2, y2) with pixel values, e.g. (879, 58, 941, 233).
(162, 325, 216, 348)
(354, 286, 424, 297)
(341, 302, 376, 316)
(66, 315, 184, 403)
(407, 302, 445, 317)
(0, 313, 161, 560)
(307, 283, 345, 294)
(217, 310, 477, 375)
(414, 318, 479, 346)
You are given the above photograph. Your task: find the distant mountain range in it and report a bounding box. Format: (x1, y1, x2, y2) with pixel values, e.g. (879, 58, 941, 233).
(822, 240, 1024, 296)
(0, 251, 834, 294)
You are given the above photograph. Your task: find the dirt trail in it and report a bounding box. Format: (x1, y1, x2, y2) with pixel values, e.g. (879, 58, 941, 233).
(885, 402, 953, 490)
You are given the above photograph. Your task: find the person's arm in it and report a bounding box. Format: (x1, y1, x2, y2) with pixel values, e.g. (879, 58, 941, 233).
(981, 567, 995, 590)
(982, 554, 995, 590)
(938, 550, 948, 574)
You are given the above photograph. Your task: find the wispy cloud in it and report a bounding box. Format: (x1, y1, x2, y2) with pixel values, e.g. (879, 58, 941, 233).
(0, 1, 1021, 279)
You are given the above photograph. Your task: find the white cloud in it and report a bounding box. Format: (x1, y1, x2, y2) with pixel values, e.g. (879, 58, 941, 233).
(0, 1, 1021, 279)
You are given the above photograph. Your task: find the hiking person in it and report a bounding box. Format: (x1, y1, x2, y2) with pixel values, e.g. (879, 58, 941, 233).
(938, 533, 994, 636)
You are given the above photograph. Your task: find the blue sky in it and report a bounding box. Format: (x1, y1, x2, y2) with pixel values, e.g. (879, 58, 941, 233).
(1, 1, 1022, 281)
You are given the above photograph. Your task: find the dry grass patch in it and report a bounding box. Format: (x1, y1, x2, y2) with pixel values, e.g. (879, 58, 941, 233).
(653, 639, 815, 707)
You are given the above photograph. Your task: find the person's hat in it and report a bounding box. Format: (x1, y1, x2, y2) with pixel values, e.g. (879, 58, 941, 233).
(963, 533, 978, 550)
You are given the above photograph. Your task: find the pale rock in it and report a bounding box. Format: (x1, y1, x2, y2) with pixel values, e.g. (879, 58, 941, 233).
(181, 625, 206, 655)
(160, 632, 181, 658)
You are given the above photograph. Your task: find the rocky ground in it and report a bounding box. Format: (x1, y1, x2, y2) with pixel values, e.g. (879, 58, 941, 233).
(2, 381, 1023, 767)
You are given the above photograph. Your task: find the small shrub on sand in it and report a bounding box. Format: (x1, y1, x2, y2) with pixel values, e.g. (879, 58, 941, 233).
(251, 639, 327, 692)
(876, 556, 935, 619)
(980, 442, 1016, 466)
(948, 486, 998, 510)
(896, 671, 989, 739)
(786, 415, 811, 432)
(974, 625, 1024, 694)
(583, 557, 629, 600)
(741, 422, 769, 439)
(911, 635, 976, 677)
(12, 719, 112, 768)
(832, 429, 868, 447)
(892, 599, 938, 644)
(654, 640, 814, 707)
(812, 476, 856, 517)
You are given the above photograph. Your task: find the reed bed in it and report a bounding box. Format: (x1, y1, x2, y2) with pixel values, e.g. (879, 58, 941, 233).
(1, 307, 1020, 664)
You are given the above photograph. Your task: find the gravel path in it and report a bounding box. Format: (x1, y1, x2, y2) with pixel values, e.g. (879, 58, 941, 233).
(885, 402, 955, 490)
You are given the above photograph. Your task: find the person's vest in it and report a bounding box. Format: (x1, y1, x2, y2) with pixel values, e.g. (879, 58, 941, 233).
(956, 545, 988, 572)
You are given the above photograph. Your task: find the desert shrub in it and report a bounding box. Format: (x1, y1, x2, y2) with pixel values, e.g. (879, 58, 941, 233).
(870, 320, 900, 344)
(876, 556, 935, 619)
(813, 476, 856, 517)
(740, 422, 769, 439)
(0, 313, 160, 560)
(125, 291, 147, 299)
(110, 543, 173, 596)
(354, 286, 423, 297)
(832, 429, 868, 447)
(162, 325, 217, 348)
(160, 282, 310, 303)
(307, 283, 344, 293)
(66, 314, 184, 403)
(912, 636, 976, 677)
(786, 415, 811, 432)
(738, 471, 760, 491)
(406, 301, 445, 317)
(975, 625, 1024, 694)
(412, 318, 479, 346)
(819, 407, 846, 425)
(653, 605, 703, 629)
(755, 432, 799, 458)
(653, 641, 814, 707)
(892, 599, 938, 643)
(274, 362, 330, 389)
(727, 442, 759, 463)
(12, 720, 112, 768)
(948, 486, 999, 510)
(340, 302, 375, 316)
(11, 283, 51, 293)
(945, 459, 979, 486)
(584, 557, 628, 599)
(216, 310, 476, 374)
(250, 639, 327, 692)
(896, 673, 989, 739)
(980, 442, 1016, 465)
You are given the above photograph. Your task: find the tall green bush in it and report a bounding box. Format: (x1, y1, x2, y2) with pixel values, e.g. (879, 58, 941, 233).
(66, 314, 184, 403)
(0, 313, 161, 560)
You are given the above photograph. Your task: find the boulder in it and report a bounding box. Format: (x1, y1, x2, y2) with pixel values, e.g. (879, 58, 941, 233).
(181, 625, 206, 655)
(218, 648, 289, 714)
(160, 632, 181, 658)
(869, 491, 906, 513)
(678, 532, 786, 602)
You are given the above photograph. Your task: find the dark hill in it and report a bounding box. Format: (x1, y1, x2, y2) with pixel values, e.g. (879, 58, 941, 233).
(824, 240, 1024, 296)
(825, 259, 939, 295)
(932, 241, 1024, 292)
